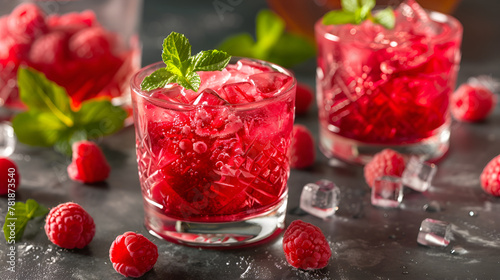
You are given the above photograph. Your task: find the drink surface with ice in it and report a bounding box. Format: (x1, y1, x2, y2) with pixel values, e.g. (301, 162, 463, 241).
(316, 0, 462, 163)
(131, 58, 295, 245)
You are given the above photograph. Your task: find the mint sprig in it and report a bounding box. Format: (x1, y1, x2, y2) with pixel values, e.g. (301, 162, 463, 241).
(322, 0, 395, 29)
(12, 67, 127, 155)
(141, 32, 231, 92)
(218, 9, 316, 68)
(3, 199, 48, 242)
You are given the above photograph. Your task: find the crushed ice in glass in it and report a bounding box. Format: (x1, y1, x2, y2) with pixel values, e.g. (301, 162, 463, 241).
(300, 179, 340, 219)
(417, 218, 451, 247)
(371, 176, 403, 208)
(402, 156, 436, 192)
(0, 122, 15, 157)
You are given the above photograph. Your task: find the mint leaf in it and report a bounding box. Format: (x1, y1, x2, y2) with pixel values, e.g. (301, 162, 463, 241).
(218, 9, 315, 68)
(140, 68, 175, 91)
(192, 50, 231, 72)
(17, 67, 74, 127)
(341, 0, 359, 13)
(323, 0, 395, 29)
(322, 10, 357, 25)
(373, 7, 395, 29)
(162, 32, 191, 68)
(13, 111, 69, 147)
(142, 32, 231, 92)
(3, 199, 48, 242)
(268, 33, 316, 68)
(254, 9, 285, 58)
(217, 33, 255, 58)
(13, 67, 127, 153)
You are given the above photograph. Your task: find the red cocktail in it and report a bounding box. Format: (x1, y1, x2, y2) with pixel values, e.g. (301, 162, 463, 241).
(131, 58, 295, 247)
(316, 0, 462, 163)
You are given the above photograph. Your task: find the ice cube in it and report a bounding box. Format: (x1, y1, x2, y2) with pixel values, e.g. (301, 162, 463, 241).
(198, 68, 231, 92)
(236, 58, 272, 73)
(192, 89, 228, 106)
(371, 176, 403, 208)
(402, 156, 437, 192)
(149, 86, 189, 104)
(417, 218, 451, 247)
(397, 0, 440, 36)
(300, 179, 340, 219)
(220, 82, 257, 104)
(248, 72, 292, 98)
(0, 123, 15, 157)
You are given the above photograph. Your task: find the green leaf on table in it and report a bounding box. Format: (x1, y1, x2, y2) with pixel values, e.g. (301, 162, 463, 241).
(218, 9, 315, 69)
(322, 0, 395, 29)
(12, 67, 127, 155)
(3, 199, 48, 242)
(142, 32, 231, 92)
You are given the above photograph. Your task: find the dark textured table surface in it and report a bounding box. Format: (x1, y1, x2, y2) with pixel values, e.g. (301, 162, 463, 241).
(2, 0, 500, 279)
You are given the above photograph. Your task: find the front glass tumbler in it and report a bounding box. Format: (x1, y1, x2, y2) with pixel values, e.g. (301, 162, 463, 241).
(130, 58, 296, 247)
(315, 5, 463, 164)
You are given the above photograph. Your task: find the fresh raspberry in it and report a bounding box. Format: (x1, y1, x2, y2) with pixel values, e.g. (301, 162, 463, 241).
(29, 31, 67, 68)
(7, 3, 47, 41)
(69, 27, 113, 60)
(283, 220, 331, 270)
(109, 232, 158, 278)
(364, 149, 405, 188)
(0, 158, 20, 195)
(451, 83, 497, 122)
(45, 202, 95, 249)
(290, 125, 315, 169)
(480, 155, 500, 196)
(0, 36, 30, 64)
(295, 82, 313, 115)
(47, 10, 97, 29)
(67, 140, 110, 183)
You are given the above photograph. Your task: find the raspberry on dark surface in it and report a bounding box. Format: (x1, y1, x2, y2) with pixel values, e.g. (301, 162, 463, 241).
(109, 231, 158, 278)
(480, 155, 500, 196)
(44, 202, 95, 249)
(67, 140, 110, 183)
(283, 220, 332, 270)
(0, 158, 20, 195)
(364, 149, 405, 188)
(451, 83, 497, 122)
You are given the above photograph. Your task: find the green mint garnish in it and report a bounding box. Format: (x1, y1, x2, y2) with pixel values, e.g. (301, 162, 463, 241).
(322, 0, 395, 29)
(3, 199, 48, 242)
(218, 9, 316, 69)
(141, 32, 231, 92)
(12, 67, 127, 155)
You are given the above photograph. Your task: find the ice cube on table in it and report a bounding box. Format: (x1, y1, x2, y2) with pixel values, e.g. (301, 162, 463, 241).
(402, 156, 437, 192)
(417, 218, 452, 247)
(371, 176, 403, 208)
(0, 122, 15, 157)
(192, 89, 228, 106)
(300, 179, 340, 219)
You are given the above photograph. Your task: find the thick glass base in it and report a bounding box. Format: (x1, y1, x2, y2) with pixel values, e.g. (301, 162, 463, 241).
(319, 125, 450, 165)
(143, 194, 287, 248)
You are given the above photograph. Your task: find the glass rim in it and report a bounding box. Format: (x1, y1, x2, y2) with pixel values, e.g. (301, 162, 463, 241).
(130, 57, 296, 111)
(315, 9, 463, 44)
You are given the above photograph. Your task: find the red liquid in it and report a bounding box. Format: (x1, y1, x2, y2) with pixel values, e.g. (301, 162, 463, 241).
(316, 3, 462, 145)
(133, 60, 295, 223)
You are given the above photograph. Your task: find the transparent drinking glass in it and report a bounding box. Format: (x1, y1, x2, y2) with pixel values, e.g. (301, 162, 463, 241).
(0, 0, 142, 110)
(315, 3, 462, 164)
(130, 58, 296, 247)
